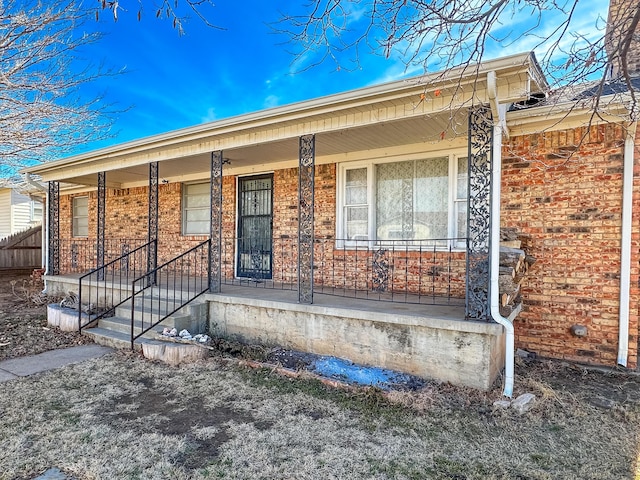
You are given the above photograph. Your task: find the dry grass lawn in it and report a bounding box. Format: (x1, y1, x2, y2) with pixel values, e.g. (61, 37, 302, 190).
(2, 273, 640, 479)
(2, 350, 640, 479)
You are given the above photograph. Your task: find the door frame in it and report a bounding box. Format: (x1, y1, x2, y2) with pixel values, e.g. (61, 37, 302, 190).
(235, 173, 274, 279)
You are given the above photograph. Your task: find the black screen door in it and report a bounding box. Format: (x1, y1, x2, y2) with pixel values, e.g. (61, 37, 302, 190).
(237, 174, 273, 279)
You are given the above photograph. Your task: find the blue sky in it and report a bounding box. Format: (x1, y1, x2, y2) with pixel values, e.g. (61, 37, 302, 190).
(74, 0, 610, 155)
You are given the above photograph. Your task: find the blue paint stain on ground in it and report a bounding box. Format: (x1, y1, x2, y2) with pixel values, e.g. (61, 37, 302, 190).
(310, 356, 424, 391)
(268, 349, 424, 391)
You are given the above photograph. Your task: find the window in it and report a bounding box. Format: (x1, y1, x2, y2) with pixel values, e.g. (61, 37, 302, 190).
(338, 154, 468, 245)
(72, 196, 88, 237)
(30, 199, 43, 224)
(182, 183, 210, 235)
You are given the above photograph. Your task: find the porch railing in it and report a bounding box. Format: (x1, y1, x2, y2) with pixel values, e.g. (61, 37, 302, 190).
(77, 239, 157, 331)
(221, 236, 466, 306)
(130, 239, 210, 348)
(59, 238, 146, 274)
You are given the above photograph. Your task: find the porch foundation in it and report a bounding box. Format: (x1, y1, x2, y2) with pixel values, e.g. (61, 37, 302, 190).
(206, 290, 505, 390)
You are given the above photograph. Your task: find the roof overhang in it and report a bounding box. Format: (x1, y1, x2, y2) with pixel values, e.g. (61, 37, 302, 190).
(22, 52, 547, 188)
(506, 93, 634, 136)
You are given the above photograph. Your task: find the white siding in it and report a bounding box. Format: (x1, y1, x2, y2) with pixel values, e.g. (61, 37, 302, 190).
(0, 188, 41, 240)
(0, 189, 11, 240)
(10, 189, 32, 233)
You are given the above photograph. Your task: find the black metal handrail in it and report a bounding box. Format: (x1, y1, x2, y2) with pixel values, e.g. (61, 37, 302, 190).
(130, 239, 210, 349)
(77, 239, 157, 331)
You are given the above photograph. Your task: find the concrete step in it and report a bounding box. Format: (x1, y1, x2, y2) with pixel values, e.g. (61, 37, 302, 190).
(114, 304, 189, 324)
(82, 327, 147, 351)
(113, 303, 206, 334)
(97, 315, 167, 337)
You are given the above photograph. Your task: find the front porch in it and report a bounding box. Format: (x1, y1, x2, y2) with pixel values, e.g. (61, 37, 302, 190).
(45, 271, 503, 390)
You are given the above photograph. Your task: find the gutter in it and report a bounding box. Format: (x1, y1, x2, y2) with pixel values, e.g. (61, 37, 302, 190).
(617, 122, 637, 366)
(488, 71, 515, 397)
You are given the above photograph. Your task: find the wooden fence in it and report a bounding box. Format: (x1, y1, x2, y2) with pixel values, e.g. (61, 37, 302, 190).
(0, 225, 42, 269)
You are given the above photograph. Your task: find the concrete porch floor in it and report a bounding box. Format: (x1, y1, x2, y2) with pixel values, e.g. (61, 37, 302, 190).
(45, 273, 466, 321)
(209, 283, 466, 322)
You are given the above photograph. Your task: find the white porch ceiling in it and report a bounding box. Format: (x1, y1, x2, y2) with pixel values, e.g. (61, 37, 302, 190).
(60, 109, 469, 188)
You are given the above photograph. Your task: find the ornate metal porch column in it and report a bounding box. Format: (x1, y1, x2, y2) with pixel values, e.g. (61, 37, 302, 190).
(298, 134, 315, 304)
(147, 162, 159, 277)
(48, 181, 60, 276)
(209, 151, 223, 293)
(465, 106, 493, 320)
(97, 171, 106, 280)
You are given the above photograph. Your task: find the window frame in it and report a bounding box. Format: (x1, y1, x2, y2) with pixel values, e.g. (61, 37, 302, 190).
(336, 151, 468, 250)
(181, 182, 211, 236)
(72, 196, 89, 238)
(30, 199, 43, 224)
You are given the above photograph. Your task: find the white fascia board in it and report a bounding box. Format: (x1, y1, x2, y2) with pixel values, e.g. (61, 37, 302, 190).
(506, 94, 632, 135)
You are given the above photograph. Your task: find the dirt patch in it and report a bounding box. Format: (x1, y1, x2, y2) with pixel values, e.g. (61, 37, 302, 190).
(516, 356, 640, 407)
(0, 272, 93, 361)
(266, 347, 318, 370)
(105, 383, 273, 468)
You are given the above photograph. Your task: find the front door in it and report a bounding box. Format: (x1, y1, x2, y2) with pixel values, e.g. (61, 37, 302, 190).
(237, 174, 273, 279)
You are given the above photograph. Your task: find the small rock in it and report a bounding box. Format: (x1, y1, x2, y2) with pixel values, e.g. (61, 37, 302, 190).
(493, 400, 511, 409)
(516, 348, 535, 359)
(511, 393, 536, 414)
(590, 397, 615, 409)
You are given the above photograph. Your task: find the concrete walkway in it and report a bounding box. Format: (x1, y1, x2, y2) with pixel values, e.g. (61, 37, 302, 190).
(0, 345, 114, 383)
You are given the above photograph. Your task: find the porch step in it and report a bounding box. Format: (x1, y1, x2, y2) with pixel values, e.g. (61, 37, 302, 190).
(82, 294, 208, 352)
(83, 326, 149, 351)
(98, 315, 163, 337)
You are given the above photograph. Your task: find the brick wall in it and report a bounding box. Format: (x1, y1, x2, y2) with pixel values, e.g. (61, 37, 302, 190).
(502, 123, 639, 367)
(57, 162, 465, 299)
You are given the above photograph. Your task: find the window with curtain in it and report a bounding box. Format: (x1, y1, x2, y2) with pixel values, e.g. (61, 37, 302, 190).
(339, 154, 467, 244)
(182, 183, 210, 235)
(72, 196, 88, 237)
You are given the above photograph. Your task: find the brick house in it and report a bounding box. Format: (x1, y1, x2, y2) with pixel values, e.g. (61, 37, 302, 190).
(21, 2, 640, 393)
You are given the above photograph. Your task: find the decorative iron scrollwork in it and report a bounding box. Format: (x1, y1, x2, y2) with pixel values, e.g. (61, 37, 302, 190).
(71, 243, 79, 270)
(120, 244, 130, 274)
(147, 162, 159, 285)
(48, 181, 60, 275)
(372, 247, 389, 292)
(97, 171, 106, 280)
(298, 134, 315, 304)
(209, 151, 223, 293)
(465, 106, 493, 321)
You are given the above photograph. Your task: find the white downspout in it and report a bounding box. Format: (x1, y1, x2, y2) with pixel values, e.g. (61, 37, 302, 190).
(487, 71, 515, 397)
(617, 122, 637, 366)
(23, 173, 49, 292)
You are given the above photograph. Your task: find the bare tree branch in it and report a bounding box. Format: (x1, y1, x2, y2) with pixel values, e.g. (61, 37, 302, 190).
(277, 0, 639, 116)
(97, 0, 222, 34)
(0, 0, 118, 177)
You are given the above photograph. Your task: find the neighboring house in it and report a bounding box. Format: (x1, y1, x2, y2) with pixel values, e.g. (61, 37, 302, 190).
(22, 0, 640, 393)
(0, 184, 42, 240)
